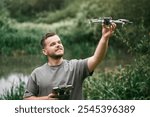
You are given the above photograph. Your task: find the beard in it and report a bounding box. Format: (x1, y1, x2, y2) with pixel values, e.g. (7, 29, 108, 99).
(46, 46, 64, 59)
(49, 53, 64, 59)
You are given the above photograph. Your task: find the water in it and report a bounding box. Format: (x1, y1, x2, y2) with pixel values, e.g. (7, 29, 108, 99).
(0, 55, 133, 95)
(0, 73, 28, 95)
(0, 55, 43, 95)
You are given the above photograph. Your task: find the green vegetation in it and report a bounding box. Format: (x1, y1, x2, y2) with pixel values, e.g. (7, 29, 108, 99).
(0, 0, 149, 99)
(84, 55, 150, 100)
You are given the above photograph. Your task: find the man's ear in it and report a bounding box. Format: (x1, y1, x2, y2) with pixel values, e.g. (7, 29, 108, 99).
(42, 49, 47, 56)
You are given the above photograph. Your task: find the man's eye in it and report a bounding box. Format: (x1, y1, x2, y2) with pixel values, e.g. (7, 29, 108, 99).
(58, 41, 62, 44)
(50, 43, 55, 46)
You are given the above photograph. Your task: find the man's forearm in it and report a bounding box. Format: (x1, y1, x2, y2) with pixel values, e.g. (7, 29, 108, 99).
(93, 36, 109, 62)
(24, 93, 58, 100)
(88, 36, 109, 72)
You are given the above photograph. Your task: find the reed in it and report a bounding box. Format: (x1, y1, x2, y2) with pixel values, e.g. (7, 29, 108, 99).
(0, 79, 25, 100)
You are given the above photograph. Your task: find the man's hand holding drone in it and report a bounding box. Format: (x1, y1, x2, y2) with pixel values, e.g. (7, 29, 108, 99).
(102, 23, 116, 39)
(89, 17, 132, 39)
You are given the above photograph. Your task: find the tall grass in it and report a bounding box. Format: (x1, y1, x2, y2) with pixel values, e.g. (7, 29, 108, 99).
(0, 79, 25, 100)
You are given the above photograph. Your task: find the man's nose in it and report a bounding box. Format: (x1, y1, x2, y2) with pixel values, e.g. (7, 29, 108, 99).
(56, 43, 61, 48)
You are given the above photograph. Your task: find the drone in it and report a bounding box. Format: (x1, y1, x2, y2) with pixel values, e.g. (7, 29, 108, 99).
(89, 17, 133, 26)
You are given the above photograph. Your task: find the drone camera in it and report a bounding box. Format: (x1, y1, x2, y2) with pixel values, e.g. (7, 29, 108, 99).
(103, 17, 112, 25)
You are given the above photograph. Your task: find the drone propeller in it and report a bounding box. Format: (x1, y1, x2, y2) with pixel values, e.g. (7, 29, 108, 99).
(118, 19, 133, 24)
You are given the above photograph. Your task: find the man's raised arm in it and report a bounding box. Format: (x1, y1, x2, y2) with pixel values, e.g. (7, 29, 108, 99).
(88, 23, 116, 73)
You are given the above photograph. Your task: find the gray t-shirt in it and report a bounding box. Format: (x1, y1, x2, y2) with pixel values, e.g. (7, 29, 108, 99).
(23, 59, 92, 100)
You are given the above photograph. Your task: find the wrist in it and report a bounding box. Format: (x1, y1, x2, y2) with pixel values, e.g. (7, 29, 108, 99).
(101, 36, 110, 42)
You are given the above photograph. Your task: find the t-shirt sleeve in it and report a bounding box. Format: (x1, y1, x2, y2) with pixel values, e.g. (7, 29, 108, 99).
(74, 58, 93, 81)
(23, 72, 39, 98)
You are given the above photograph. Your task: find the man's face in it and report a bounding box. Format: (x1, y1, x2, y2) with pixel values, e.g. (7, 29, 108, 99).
(42, 35, 64, 59)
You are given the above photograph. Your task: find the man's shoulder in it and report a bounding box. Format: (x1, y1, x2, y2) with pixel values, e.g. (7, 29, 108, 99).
(64, 58, 87, 62)
(64, 58, 88, 66)
(64, 59, 80, 65)
(64, 59, 78, 63)
(32, 63, 47, 73)
(65, 58, 88, 63)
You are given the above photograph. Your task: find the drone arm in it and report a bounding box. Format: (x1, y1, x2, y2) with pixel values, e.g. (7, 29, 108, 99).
(111, 20, 124, 24)
(89, 19, 103, 23)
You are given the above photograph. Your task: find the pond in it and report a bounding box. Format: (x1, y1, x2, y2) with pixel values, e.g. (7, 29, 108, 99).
(0, 55, 43, 95)
(0, 54, 133, 95)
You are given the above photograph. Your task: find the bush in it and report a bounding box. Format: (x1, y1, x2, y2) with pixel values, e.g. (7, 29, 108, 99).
(84, 55, 150, 100)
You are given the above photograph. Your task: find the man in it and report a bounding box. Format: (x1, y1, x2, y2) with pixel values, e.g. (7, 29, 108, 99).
(23, 23, 116, 100)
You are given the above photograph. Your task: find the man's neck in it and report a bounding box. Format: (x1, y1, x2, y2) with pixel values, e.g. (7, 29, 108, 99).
(47, 57, 63, 66)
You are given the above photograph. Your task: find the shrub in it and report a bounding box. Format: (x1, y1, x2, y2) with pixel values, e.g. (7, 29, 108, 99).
(84, 55, 150, 100)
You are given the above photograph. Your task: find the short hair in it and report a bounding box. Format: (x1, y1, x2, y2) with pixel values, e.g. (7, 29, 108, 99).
(40, 32, 56, 48)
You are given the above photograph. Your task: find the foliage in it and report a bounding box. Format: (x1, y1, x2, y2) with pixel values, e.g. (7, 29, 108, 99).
(84, 55, 150, 100)
(4, 0, 69, 22)
(0, 16, 42, 56)
(35, 2, 78, 24)
(115, 23, 150, 55)
(114, 0, 150, 27)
